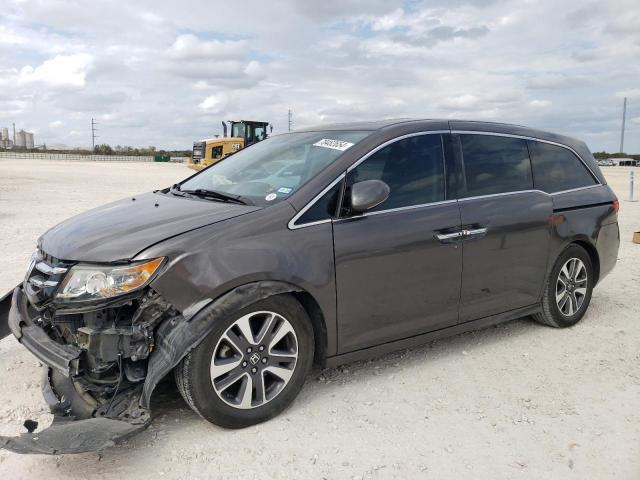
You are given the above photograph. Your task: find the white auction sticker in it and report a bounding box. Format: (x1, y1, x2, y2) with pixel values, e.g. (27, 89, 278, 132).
(312, 138, 355, 151)
(265, 193, 278, 201)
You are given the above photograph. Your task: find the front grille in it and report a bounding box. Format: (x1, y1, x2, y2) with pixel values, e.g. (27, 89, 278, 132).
(24, 250, 72, 308)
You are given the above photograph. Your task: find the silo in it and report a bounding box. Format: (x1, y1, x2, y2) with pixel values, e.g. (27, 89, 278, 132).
(15, 130, 26, 148)
(25, 132, 34, 149)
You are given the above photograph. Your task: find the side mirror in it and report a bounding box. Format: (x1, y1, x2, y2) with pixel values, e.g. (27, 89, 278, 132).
(350, 180, 390, 214)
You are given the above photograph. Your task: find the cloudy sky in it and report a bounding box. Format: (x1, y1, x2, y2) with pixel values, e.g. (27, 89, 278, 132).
(1, 0, 639, 152)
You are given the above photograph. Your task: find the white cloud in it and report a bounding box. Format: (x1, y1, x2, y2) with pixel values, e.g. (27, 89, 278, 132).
(18, 54, 93, 88)
(199, 93, 228, 113)
(49, 120, 63, 128)
(0, 0, 638, 153)
(166, 34, 248, 61)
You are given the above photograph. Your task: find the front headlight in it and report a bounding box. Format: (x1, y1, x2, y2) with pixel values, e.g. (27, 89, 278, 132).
(56, 257, 164, 302)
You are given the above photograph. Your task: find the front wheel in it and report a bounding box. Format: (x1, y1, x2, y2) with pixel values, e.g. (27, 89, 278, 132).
(175, 294, 314, 428)
(533, 244, 594, 328)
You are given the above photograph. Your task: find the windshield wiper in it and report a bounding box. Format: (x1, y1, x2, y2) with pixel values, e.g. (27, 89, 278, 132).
(181, 188, 251, 205)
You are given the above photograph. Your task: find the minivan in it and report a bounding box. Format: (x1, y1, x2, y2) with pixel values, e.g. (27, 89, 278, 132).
(0, 119, 619, 454)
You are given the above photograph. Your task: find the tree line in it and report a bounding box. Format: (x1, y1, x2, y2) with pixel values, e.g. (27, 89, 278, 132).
(593, 151, 640, 160)
(0, 144, 191, 157)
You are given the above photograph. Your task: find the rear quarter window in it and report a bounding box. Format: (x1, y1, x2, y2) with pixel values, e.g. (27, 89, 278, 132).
(459, 134, 533, 197)
(528, 141, 597, 193)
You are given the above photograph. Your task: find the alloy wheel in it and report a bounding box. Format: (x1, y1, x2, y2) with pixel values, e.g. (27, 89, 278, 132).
(210, 311, 298, 409)
(555, 257, 588, 317)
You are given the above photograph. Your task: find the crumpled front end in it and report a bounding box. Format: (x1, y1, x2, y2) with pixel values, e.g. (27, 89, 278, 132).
(0, 251, 180, 454)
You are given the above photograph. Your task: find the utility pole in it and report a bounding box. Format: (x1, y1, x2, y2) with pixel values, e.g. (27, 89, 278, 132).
(619, 97, 627, 154)
(288, 109, 293, 132)
(91, 117, 98, 152)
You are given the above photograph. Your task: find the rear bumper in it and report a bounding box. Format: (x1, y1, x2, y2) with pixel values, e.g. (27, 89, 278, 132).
(596, 222, 620, 283)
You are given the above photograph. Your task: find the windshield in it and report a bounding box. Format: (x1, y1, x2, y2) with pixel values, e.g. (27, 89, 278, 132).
(180, 130, 371, 206)
(231, 122, 246, 138)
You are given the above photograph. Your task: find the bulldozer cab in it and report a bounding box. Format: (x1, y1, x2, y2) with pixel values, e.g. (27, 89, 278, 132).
(188, 120, 272, 171)
(227, 120, 270, 147)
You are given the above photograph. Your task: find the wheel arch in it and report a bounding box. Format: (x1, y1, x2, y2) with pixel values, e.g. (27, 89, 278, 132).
(570, 238, 600, 285)
(141, 280, 329, 408)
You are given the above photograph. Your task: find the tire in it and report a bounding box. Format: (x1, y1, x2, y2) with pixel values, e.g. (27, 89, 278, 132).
(175, 294, 314, 428)
(533, 244, 594, 328)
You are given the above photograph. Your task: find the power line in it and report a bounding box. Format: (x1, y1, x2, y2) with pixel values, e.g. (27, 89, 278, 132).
(91, 117, 99, 151)
(620, 97, 627, 154)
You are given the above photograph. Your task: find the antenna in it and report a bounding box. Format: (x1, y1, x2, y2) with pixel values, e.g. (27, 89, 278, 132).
(91, 117, 99, 151)
(288, 109, 293, 132)
(620, 97, 627, 154)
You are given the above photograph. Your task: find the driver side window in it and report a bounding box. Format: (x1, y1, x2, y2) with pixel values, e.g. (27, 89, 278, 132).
(344, 134, 445, 213)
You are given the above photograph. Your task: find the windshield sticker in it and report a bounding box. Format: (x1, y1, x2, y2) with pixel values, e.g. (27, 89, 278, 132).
(265, 193, 278, 201)
(277, 187, 293, 194)
(312, 138, 355, 151)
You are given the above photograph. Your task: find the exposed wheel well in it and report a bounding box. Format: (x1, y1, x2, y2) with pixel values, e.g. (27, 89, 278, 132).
(571, 240, 600, 284)
(291, 291, 327, 366)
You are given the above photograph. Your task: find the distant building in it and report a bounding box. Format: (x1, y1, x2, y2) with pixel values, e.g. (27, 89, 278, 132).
(1, 126, 34, 149)
(14, 129, 26, 148)
(25, 132, 34, 149)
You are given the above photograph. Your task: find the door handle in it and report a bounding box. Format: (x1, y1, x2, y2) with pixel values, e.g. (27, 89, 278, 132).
(435, 231, 464, 242)
(435, 227, 488, 243)
(463, 227, 488, 238)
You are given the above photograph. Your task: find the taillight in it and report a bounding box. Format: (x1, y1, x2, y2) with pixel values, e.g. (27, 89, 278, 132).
(613, 197, 619, 214)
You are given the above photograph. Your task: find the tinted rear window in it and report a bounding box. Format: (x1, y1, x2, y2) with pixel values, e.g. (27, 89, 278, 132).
(460, 134, 533, 197)
(528, 141, 597, 193)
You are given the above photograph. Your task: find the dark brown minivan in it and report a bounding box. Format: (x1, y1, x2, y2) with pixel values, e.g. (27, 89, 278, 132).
(0, 119, 619, 454)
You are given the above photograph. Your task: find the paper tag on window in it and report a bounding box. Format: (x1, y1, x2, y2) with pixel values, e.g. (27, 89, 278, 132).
(312, 139, 355, 151)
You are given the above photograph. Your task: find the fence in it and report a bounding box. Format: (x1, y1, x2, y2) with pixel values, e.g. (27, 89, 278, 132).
(0, 152, 188, 163)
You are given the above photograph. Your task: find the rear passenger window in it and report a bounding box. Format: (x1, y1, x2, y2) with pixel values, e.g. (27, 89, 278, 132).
(346, 134, 445, 211)
(528, 141, 597, 193)
(460, 134, 532, 197)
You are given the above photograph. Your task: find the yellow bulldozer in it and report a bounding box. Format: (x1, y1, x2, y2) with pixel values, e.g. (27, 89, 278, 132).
(188, 120, 272, 171)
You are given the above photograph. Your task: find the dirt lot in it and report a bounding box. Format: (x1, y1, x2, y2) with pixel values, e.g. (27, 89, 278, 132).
(0, 159, 638, 479)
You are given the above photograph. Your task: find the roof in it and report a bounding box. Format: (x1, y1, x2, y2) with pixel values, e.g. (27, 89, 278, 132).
(297, 118, 582, 148)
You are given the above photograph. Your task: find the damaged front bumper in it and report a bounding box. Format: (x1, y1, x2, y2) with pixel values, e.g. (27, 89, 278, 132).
(0, 287, 152, 455)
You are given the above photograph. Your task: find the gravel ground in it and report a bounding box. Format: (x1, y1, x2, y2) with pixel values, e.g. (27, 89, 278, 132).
(0, 159, 638, 479)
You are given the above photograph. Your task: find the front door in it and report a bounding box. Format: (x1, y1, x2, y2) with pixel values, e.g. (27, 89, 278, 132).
(333, 133, 462, 353)
(453, 133, 552, 322)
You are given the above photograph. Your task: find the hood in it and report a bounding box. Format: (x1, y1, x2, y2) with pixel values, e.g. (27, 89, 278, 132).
(39, 192, 260, 262)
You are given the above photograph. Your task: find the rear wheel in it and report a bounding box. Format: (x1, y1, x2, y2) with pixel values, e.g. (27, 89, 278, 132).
(534, 244, 594, 328)
(175, 295, 314, 428)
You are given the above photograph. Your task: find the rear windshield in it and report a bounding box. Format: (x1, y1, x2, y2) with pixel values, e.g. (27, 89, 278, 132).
(181, 131, 371, 206)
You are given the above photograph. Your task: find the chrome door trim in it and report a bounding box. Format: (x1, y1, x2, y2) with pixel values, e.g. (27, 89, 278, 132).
(457, 185, 602, 203)
(333, 199, 458, 222)
(550, 184, 602, 195)
(450, 130, 602, 184)
(458, 189, 547, 202)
